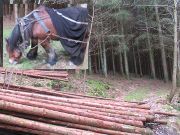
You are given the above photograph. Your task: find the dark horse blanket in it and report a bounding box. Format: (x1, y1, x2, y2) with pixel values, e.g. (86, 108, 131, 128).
(45, 7, 89, 65)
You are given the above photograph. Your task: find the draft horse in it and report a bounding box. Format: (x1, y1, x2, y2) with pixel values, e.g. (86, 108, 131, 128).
(6, 6, 89, 66)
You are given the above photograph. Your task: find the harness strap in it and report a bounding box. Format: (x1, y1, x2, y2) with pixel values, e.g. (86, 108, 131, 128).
(17, 18, 25, 41)
(33, 12, 50, 33)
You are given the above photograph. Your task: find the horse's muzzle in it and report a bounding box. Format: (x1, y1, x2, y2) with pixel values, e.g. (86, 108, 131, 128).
(9, 59, 18, 65)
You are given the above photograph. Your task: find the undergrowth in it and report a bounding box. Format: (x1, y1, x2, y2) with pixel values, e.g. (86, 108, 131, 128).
(124, 87, 149, 102)
(87, 79, 110, 98)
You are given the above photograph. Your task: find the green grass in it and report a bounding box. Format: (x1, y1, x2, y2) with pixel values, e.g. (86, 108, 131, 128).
(87, 79, 110, 98)
(47, 80, 73, 91)
(124, 87, 150, 102)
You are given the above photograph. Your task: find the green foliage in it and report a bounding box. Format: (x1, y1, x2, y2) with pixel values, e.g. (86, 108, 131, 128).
(95, 0, 120, 9)
(124, 87, 149, 102)
(87, 79, 110, 98)
(33, 82, 43, 87)
(111, 10, 132, 22)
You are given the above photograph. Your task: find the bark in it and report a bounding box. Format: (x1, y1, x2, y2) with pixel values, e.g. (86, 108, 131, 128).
(0, 82, 148, 106)
(0, 113, 99, 135)
(101, 7, 107, 77)
(0, 68, 68, 81)
(0, 93, 147, 122)
(98, 49, 101, 73)
(133, 47, 138, 76)
(0, 124, 59, 135)
(177, 43, 180, 87)
(0, 93, 144, 127)
(144, 8, 156, 79)
(0, 82, 78, 99)
(0, 16, 2, 67)
(169, 1, 178, 102)
(0, 100, 150, 134)
(0, 112, 141, 135)
(121, 24, 129, 79)
(137, 41, 143, 77)
(25, 4, 28, 15)
(88, 54, 92, 74)
(0, 83, 150, 109)
(13, 4, 18, 23)
(0, 89, 151, 114)
(100, 42, 104, 74)
(119, 52, 124, 76)
(102, 37, 108, 77)
(154, 0, 169, 82)
(112, 45, 116, 75)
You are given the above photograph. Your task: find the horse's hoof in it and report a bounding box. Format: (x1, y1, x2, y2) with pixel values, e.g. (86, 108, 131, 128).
(27, 52, 37, 60)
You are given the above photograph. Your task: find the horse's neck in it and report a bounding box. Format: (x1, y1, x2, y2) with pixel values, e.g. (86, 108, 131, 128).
(9, 25, 21, 50)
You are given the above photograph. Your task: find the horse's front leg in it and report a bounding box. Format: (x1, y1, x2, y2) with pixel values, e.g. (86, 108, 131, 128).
(41, 40, 57, 65)
(27, 38, 38, 60)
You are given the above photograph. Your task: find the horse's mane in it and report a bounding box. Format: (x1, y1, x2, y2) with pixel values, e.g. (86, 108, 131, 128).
(9, 24, 22, 51)
(9, 19, 33, 51)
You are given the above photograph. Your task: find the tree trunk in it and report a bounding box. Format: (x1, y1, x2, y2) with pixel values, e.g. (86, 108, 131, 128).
(0, 2, 2, 67)
(25, 3, 28, 15)
(137, 43, 143, 77)
(100, 43, 103, 74)
(133, 47, 138, 76)
(119, 52, 124, 76)
(88, 54, 92, 74)
(112, 45, 116, 75)
(98, 49, 101, 73)
(121, 24, 129, 79)
(177, 43, 180, 87)
(154, 1, 169, 82)
(169, 1, 178, 102)
(144, 8, 156, 79)
(102, 38, 107, 77)
(94, 54, 98, 73)
(19, 4, 24, 17)
(14, 4, 18, 23)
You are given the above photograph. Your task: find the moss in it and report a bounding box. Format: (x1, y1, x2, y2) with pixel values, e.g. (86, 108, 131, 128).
(163, 104, 175, 111)
(46, 80, 73, 91)
(124, 87, 149, 102)
(87, 79, 110, 98)
(33, 82, 43, 87)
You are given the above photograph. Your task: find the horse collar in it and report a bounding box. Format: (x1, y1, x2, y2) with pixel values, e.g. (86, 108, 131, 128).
(17, 18, 30, 55)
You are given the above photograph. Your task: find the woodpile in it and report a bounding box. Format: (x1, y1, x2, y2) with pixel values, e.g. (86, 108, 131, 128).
(0, 68, 68, 81)
(0, 83, 179, 135)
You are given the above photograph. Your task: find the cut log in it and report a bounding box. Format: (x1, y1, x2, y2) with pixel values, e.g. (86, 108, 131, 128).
(0, 93, 144, 127)
(0, 89, 151, 116)
(0, 113, 102, 135)
(0, 100, 152, 134)
(0, 123, 59, 135)
(0, 91, 147, 122)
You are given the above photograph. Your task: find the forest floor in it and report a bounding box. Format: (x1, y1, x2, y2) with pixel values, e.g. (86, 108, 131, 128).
(0, 72, 179, 135)
(2, 17, 180, 135)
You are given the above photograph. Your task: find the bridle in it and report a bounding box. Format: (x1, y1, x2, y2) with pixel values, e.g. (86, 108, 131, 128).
(17, 10, 50, 56)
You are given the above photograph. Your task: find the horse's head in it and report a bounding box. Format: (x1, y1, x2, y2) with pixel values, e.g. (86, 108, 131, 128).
(5, 24, 24, 65)
(5, 38, 22, 65)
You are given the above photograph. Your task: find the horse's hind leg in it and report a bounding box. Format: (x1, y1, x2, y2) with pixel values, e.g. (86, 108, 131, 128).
(27, 38, 38, 60)
(41, 40, 57, 65)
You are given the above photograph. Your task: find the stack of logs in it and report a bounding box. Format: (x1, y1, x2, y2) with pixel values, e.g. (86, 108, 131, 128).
(0, 67, 68, 81)
(0, 83, 179, 135)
